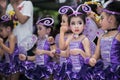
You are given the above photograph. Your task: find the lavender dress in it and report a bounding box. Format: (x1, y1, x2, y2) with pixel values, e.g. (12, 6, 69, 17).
(66, 40, 87, 80)
(25, 38, 53, 80)
(0, 41, 20, 76)
(86, 33, 120, 80)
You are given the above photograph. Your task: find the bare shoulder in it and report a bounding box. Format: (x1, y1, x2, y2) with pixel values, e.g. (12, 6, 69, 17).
(9, 34, 16, 42)
(116, 32, 120, 41)
(82, 35, 89, 41)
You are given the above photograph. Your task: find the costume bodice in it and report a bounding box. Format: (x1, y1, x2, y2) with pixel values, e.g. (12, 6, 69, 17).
(69, 41, 84, 72)
(35, 38, 50, 65)
(100, 36, 114, 68)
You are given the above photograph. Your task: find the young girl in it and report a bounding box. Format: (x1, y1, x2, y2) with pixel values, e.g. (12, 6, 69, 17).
(55, 4, 92, 80)
(88, 1, 120, 80)
(19, 17, 55, 80)
(52, 6, 73, 79)
(0, 15, 20, 80)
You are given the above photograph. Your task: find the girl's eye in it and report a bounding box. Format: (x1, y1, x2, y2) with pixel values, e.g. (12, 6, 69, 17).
(78, 21, 82, 25)
(38, 27, 42, 30)
(71, 22, 75, 25)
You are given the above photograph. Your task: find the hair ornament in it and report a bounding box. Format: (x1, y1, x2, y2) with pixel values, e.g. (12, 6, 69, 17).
(103, 9, 120, 15)
(0, 14, 10, 22)
(78, 4, 91, 13)
(84, 1, 101, 6)
(58, 6, 74, 14)
(58, 4, 91, 16)
(36, 17, 54, 27)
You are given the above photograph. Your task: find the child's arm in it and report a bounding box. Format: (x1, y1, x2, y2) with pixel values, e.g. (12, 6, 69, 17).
(89, 37, 101, 66)
(59, 26, 68, 50)
(82, 37, 91, 58)
(19, 54, 35, 61)
(0, 35, 16, 54)
(35, 49, 54, 57)
(70, 48, 86, 58)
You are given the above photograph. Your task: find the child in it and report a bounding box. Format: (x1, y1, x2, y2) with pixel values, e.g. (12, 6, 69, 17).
(55, 4, 92, 80)
(19, 17, 55, 80)
(52, 6, 73, 79)
(88, 1, 120, 80)
(0, 15, 20, 80)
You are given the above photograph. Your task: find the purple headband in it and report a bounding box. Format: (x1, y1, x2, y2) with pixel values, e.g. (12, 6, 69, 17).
(103, 9, 120, 15)
(36, 17, 54, 27)
(58, 4, 91, 16)
(0, 15, 10, 22)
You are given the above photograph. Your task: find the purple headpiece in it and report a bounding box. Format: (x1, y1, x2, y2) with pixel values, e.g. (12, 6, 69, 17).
(36, 17, 54, 27)
(0, 14, 10, 22)
(103, 9, 120, 15)
(58, 4, 91, 16)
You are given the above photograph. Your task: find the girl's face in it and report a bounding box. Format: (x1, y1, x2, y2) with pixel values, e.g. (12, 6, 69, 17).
(0, 26, 9, 38)
(61, 14, 68, 27)
(37, 25, 47, 38)
(70, 16, 85, 35)
(99, 12, 110, 30)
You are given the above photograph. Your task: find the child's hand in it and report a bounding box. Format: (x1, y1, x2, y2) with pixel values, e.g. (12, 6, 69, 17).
(19, 54, 26, 61)
(49, 49, 56, 57)
(60, 26, 68, 33)
(48, 36, 55, 44)
(89, 58, 96, 67)
(87, 11, 96, 20)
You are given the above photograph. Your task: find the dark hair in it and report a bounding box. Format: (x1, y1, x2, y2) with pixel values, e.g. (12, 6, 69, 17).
(68, 6, 87, 25)
(54, 7, 73, 36)
(68, 14, 86, 25)
(0, 5, 3, 17)
(35, 15, 55, 37)
(88, 4, 97, 14)
(105, 1, 120, 26)
(0, 20, 14, 30)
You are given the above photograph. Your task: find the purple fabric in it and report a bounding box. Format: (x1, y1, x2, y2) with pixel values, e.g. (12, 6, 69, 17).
(85, 34, 120, 80)
(55, 34, 60, 48)
(36, 38, 51, 65)
(0, 42, 20, 76)
(25, 38, 53, 80)
(69, 41, 84, 72)
(100, 36, 114, 68)
(110, 38, 120, 64)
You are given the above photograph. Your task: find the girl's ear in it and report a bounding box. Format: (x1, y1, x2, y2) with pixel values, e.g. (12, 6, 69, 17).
(108, 15, 114, 23)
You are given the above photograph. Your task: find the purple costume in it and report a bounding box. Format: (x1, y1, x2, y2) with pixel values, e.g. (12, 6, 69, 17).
(0, 41, 21, 76)
(25, 38, 54, 80)
(54, 37, 90, 80)
(54, 34, 70, 80)
(86, 32, 120, 80)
